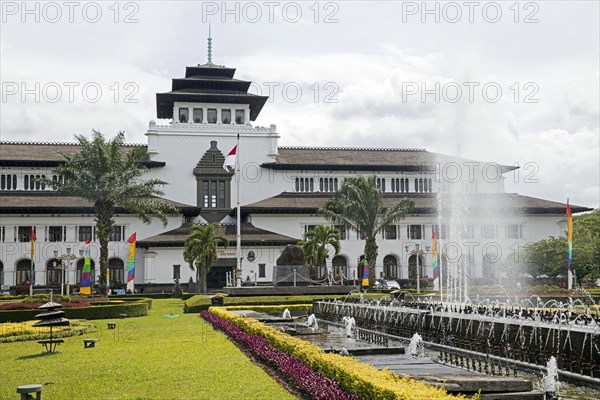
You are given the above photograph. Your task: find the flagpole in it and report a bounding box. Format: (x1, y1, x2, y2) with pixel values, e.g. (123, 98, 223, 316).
(236, 133, 242, 288)
(567, 199, 573, 290)
(30, 226, 35, 297)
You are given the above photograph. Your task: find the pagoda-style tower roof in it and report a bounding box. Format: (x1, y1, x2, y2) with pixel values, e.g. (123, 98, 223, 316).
(156, 62, 268, 121)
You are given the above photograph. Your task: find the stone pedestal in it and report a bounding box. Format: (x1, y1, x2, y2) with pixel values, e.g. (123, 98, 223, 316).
(272, 265, 310, 286)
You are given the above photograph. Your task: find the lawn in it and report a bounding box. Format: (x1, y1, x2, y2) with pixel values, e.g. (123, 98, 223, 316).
(0, 299, 297, 400)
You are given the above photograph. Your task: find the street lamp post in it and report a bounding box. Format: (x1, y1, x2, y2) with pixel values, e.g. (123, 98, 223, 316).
(406, 243, 429, 295)
(54, 247, 78, 295)
(415, 243, 421, 294)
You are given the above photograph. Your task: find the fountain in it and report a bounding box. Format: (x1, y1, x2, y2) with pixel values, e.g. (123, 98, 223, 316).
(282, 308, 291, 319)
(313, 297, 600, 388)
(544, 356, 560, 400)
(408, 333, 423, 357)
(342, 316, 355, 338)
(307, 314, 318, 331)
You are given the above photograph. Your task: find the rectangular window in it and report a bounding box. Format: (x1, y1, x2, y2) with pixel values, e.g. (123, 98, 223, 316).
(193, 108, 203, 123)
(433, 225, 448, 240)
(335, 225, 347, 240)
(0, 226, 5, 242)
(178, 108, 189, 123)
(203, 181, 209, 207)
(219, 181, 226, 208)
(408, 225, 422, 240)
(258, 263, 266, 278)
(109, 225, 122, 242)
(221, 109, 231, 124)
(482, 225, 496, 239)
(207, 109, 217, 123)
(384, 225, 397, 240)
(506, 224, 520, 239)
(210, 181, 217, 207)
(173, 265, 181, 280)
(48, 226, 63, 242)
(235, 109, 245, 124)
(461, 224, 474, 239)
(18, 226, 33, 242)
(304, 225, 317, 234)
(78, 226, 93, 242)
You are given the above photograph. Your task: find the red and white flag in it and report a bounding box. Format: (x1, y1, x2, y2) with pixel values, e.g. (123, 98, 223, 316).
(223, 145, 237, 171)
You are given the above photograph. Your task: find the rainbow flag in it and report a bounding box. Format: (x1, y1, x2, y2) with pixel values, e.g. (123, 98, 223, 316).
(432, 230, 439, 290)
(80, 240, 91, 295)
(567, 200, 572, 271)
(361, 258, 369, 287)
(126, 233, 136, 293)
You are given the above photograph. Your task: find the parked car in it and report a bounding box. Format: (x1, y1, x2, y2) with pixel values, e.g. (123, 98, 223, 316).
(382, 280, 400, 290)
(373, 279, 401, 290)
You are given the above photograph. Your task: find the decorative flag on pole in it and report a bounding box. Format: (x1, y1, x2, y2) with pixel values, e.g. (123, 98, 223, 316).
(432, 230, 440, 291)
(223, 145, 237, 171)
(30, 227, 36, 296)
(361, 258, 369, 287)
(79, 240, 91, 295)
(126, 233, 136, 293)
(567, 199, 573, 290)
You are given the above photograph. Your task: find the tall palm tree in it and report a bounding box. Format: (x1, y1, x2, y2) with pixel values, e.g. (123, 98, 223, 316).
(298, 225, 341, 279)
(43, 131, 178, 295)
(183, 223, 228, 293)
(319, 176, 414, 286)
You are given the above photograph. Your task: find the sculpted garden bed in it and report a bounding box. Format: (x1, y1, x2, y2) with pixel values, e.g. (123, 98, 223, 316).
(0, 295, 151, 323)
(205, 307, 466, 400)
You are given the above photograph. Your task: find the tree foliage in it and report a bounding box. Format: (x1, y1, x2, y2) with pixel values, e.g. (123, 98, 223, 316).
(183, 223, 229, 293)
(298, 225, 341, 277)
(318, 176, 414, 286)
(44, 131, 178, 294)
(514, 210, 600, 283)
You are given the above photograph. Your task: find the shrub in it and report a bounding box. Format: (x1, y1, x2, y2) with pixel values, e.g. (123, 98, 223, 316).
(202, 311, 359, 400)
(0, 300, 148, 323)
(22, 294, 72, 303)
(184, 294, 348, 313)
(224, 304, 312, 313)
(208, 307, 463, 400)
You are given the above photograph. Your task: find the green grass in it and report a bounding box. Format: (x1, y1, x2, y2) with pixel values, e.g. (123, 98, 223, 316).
(0, 299, 296, 400)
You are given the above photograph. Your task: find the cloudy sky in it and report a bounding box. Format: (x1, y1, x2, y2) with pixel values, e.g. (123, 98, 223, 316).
(1, 1, 598, 208)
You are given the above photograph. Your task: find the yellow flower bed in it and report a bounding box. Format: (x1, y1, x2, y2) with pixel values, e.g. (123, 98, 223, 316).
(0, 320, 58, 337)
(210, 306, 466, 400)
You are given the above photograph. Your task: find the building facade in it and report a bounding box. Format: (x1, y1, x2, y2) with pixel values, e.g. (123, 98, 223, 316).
(0, 60, 591, 293)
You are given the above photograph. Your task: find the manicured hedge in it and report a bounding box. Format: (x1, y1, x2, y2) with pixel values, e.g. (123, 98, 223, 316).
(0, 300, 149, 323)
(208, 307, 462, 400)
(223, 304, 312, 313)
(184, 295, 349, 313)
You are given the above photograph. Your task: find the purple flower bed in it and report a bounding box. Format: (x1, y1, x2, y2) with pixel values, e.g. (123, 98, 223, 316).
(201, 311, 360, 400)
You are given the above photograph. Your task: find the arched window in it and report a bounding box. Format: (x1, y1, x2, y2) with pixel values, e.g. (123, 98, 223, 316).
(16, 259, 32, 285)
(383, 255, 398, 279)
(408, 255, 424, 281)
(76, 258, 96, 284)
(482, 252, 497, 280)
(108, 258, 125, 286)
(46, 258, 62, 286)
(332, 255, 347, 278)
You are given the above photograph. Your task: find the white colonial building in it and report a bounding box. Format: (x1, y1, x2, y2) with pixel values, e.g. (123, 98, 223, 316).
(0, 60, 591, 293)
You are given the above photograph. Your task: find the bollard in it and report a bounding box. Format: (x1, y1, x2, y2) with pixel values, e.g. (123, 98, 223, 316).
(17, 384, 42, 400)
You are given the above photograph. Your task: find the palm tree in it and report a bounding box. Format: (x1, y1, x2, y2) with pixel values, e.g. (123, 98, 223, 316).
(319, 176, 414, 286)
(298, 225, 341, 279)
(43, 131, 178, 295)
(183, 223, 229, 293)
